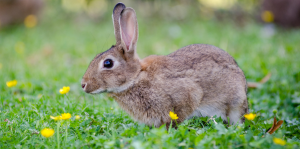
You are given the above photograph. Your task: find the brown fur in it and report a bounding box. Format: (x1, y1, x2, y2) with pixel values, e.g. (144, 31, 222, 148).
(82, 3, 248, 127)
(140, 55, 162, 71)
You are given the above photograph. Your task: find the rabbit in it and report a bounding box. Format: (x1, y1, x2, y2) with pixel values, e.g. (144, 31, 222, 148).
(81, 3, 248, 127)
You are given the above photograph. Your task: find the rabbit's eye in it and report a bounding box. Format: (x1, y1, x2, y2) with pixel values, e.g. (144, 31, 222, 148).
(103, 59, 114, 68)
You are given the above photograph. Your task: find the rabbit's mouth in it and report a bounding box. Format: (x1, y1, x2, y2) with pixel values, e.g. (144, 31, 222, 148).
(81, 82, 106, 94)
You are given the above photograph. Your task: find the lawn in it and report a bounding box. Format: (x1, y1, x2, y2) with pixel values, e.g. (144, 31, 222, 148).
(1, 1, 300, 149)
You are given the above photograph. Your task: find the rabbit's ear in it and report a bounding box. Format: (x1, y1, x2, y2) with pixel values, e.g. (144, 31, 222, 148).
(112, 3, 126, 45)
(119, 8, 138, 53)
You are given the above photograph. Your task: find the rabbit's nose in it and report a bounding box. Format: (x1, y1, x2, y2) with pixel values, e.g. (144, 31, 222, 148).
(81, 83, 86, 89)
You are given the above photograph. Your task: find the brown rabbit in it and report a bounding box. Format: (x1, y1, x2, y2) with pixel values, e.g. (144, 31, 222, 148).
(82, 3, 248, 127)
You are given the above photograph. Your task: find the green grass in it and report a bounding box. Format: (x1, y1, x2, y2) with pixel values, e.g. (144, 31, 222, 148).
(1, 2, 300, 149)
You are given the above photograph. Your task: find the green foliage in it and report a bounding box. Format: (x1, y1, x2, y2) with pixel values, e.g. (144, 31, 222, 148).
(0, 1, 300, 149)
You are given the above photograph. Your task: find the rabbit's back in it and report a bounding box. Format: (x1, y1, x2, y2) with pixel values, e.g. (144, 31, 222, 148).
(167, 44, 240, 74)
(156, 44, 247, 95)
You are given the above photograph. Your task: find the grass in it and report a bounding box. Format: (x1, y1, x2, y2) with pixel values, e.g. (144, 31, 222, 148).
(1, 2, 300, 149)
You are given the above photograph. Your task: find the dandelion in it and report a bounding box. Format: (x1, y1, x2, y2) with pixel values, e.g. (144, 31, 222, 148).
(59, 86, 70, 94)
(50, 113, 71, 148)
(24, 15, 37, 28)
(41, 128, 55, 138)
(169, 111, 178, 120)
(244, 113, 256, 120)
(6, 80, 18, 87)
(61, 113, 71, 120)
(51, 113, 71, 120)
(262, 11, 274, 23)
(75, 115, 80, 120)
(273, 137, 286, 146)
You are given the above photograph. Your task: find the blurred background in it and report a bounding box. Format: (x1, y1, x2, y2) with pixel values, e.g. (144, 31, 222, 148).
(0, 0, 300, 118)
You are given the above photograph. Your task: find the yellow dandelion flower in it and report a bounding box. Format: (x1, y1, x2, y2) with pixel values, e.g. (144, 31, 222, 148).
(6, 80, 18, 87)
(75, 115, 80, 120)
(244, 113, 256, 120)
(24, 15, 37, 28)
(59, 86, 70, 94)
(41, 128, 55, 138)
(262, 11, 274, 23)
(50, 115, 62, 120)
(51, 113, 71, 120)
(169, 111, 178, 120)
(273, 138, 286, 146)
(61, 113, 71, 120)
